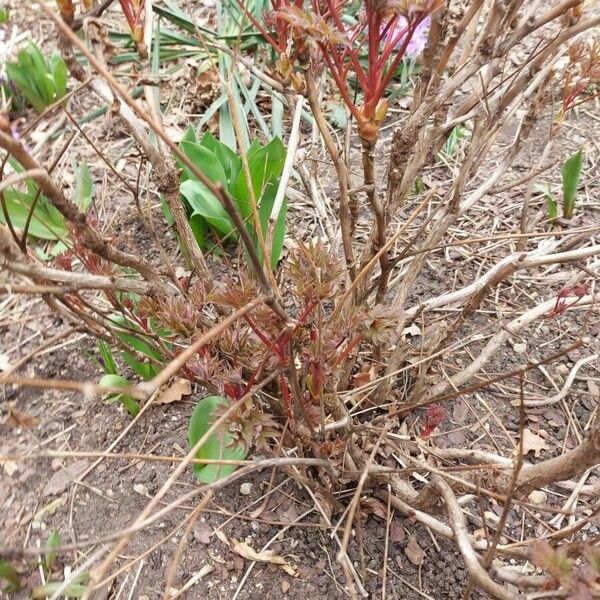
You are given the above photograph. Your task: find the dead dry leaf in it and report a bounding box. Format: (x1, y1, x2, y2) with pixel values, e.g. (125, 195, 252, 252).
(155, 378, 192, 405)
(362, 497, 388, 521)
(194, 521, 212, 544)
(8, 408, 39, 429)
(43, 460, 88, 496)
(389, 520, 405, 543)
(353, 364, 377, 387)
(405, 535, 426, 566)
(452, 400, 468, 424)
(520, 428, 549, 458)
(216, 531, 298, 576)
(403, 323, 422, 337)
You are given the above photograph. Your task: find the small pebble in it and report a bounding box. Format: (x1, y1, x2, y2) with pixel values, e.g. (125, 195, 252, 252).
(240, 482, 253, 496)
(133, 483, 149, 496)
(528, 490, 547, 504)
(513, 342, 527, 354)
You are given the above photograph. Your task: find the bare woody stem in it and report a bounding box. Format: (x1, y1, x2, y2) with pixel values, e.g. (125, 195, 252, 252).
(44, 6, 287, 320)
(515, 426, 600, 495)
(304, 70, 356, 281)
(0, 130, 169, 295)
(357, 136, 390, 303)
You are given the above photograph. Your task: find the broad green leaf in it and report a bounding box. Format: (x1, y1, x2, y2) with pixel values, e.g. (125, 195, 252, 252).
(181, 124, 197, 145)
(189, 213, 209, 249)
(562, 149, 583, 219)
(8, 157, 37, 195)
(245, 138, 262, 158)
(546, 197, 558, 223)
(0, 190, 68, 240)
(233, 137, 286, 220)
(179, 141, 228, 187)
(0, 561, 20, 591)
(45, 530, 60, 572)
(536, 183, 557, 224)
(199, 132, 241, 185)
(5, 63, 45, 112)
(49, 53, 68, 97)
(188, 395, 247, 483)
(180, 179, 235, 237)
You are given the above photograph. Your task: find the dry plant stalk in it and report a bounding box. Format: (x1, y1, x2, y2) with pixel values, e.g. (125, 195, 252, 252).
(1, 1, 600, 598)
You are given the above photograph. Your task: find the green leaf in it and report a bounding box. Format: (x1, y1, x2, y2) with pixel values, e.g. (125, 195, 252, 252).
(49, 53, 68, 97)
(73, 161, 93, 213)
(199, 132, 241, 185)
(5, 63, 45, 113)
(0, 189, 68, 240)
(562, 149, 583, 219)
(181, 124, 197, 145)
(5, 44, 67, 113)
(99, 373, 131, 390)
(188, 395, 247, 483)
(179, 141, 228, 187)
(121, 351, 158, 380)
(45, 530, 61, 573)
(536, 183, 557, 224)
(109, 315, 162, 362)
(180, 179, 235, 237)
(99, 374, 139, 416)
(160, 193, 175, 226)
(0, 561, 20, 592)
(31, 583, 87, 598)
(188, 213, 209, 249)
(256, 177, 287, 269)
(233, 137, 286, 220)
(271, 95, 284, 139)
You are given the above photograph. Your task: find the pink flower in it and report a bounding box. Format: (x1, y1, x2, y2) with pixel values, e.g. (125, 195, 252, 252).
(390, 15, 430, 58)
(356, 7, 430, 59)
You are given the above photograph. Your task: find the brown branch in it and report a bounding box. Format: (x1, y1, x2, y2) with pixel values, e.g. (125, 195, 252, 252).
(72, 0, 116, 30)
(0, 131, 168, 294)
(515, 426, 600, 495)
(0, 251, 154, 295)
(433, 475, 518, 600)
(304, 70, 356, 280)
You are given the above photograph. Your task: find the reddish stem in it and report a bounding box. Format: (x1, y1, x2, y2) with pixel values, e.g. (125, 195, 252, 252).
(233, 0, 284, 52)
(333, 334, 362, 367)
